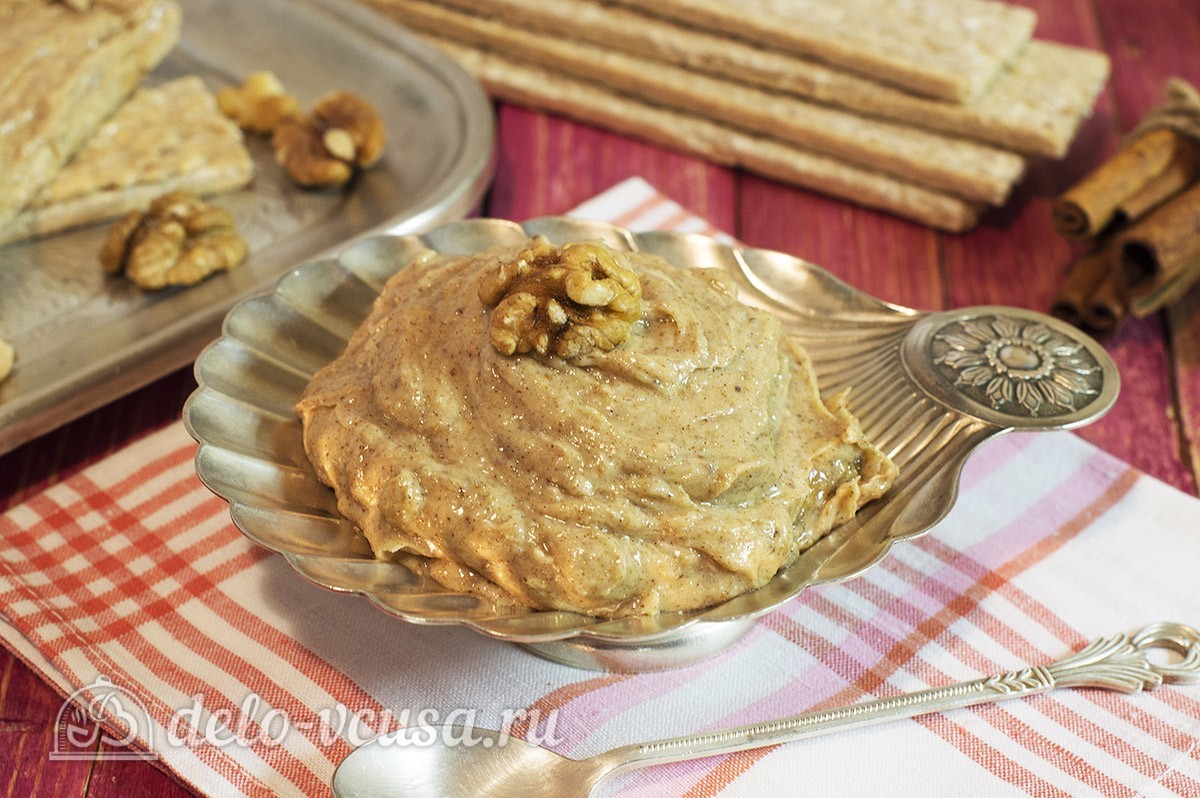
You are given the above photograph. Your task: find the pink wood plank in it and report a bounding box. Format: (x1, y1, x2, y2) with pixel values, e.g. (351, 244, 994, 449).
(1169, 292, 1200, 486)
(1090, 0, 1200, 491)
(1091, 0, 1200, 124)
(85, 747, 193, 798)
(488, 105, 738, 226)
(0, 726, 92, 797)
(0, 655, 92, 797)
(735, 175, 945, 312)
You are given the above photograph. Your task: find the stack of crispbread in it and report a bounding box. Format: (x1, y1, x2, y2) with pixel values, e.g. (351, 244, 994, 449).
(360, 0, 1110, 232)
(0, 0, 253, 245)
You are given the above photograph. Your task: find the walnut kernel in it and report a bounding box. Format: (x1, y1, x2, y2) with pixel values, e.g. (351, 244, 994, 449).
(272, 115, 354, 188)
(272, 91, 385, 188)
(313, 91, 386, 168)
(100, 191, 248, 290)
(217, 71, 302, 135)
(478, 238, 643, 359)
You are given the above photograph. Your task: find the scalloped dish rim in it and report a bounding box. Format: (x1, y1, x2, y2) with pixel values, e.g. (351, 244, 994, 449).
(185, 216, 1119, 651)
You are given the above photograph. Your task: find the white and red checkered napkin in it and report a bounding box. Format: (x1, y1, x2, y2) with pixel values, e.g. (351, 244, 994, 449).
(3, 178, 1199, 797)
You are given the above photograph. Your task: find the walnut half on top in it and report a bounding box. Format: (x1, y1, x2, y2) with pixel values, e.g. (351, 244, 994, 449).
(478, 238, 643, 360)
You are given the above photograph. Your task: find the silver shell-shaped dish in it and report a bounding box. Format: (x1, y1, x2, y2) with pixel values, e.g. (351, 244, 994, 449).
(184, 218, 1119, 672)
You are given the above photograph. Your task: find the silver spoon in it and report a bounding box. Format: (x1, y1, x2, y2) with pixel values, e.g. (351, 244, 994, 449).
(332, 622, 1199, 798)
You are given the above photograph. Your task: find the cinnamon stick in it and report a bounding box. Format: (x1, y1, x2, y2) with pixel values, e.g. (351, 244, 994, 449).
(1053, 127, 1199, 239)
(1083, 256, 1129, 334)
(1117, 136, 1200, 220)
(1119, 180, 1200, 315)
(1050, 246, 1112, 328)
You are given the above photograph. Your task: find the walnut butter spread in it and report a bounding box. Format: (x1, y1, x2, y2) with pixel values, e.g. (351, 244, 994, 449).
(296, 237, 897, 618)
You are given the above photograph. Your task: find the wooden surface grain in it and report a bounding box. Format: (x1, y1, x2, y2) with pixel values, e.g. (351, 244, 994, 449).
(2, 0, 1198, 794)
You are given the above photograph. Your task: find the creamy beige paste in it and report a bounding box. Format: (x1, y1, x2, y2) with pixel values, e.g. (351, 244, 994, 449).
(296, 237, 897, 617)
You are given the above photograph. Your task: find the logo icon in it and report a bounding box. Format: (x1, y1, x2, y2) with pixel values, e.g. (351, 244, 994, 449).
(51, 676, 157, 761)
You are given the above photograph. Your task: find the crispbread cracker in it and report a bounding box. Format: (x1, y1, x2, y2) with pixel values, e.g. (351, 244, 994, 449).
(604, 0, 1036, 103)
(0, 0, 182, 231)
(384, 0, 1024, 204)
(381, 0, 1105, 158)
(0, 76, 254, 245)
(430, 38, 984, 232)
(830, 40, 1109, 160)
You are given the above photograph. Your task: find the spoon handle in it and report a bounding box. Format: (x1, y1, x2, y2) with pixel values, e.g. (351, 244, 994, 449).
(602, 622, 1200, 774)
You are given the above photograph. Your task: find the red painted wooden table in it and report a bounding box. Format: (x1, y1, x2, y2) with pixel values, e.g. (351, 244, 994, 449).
(2, 0, 1198, 794)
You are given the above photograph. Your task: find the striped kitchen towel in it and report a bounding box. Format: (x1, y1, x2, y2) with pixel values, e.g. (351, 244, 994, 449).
(1, 177, 1198, 797)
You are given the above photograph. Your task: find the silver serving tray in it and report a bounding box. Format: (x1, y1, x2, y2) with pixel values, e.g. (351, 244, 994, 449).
(0, 0, 495, 455)
(185, 218, 1119, 672)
